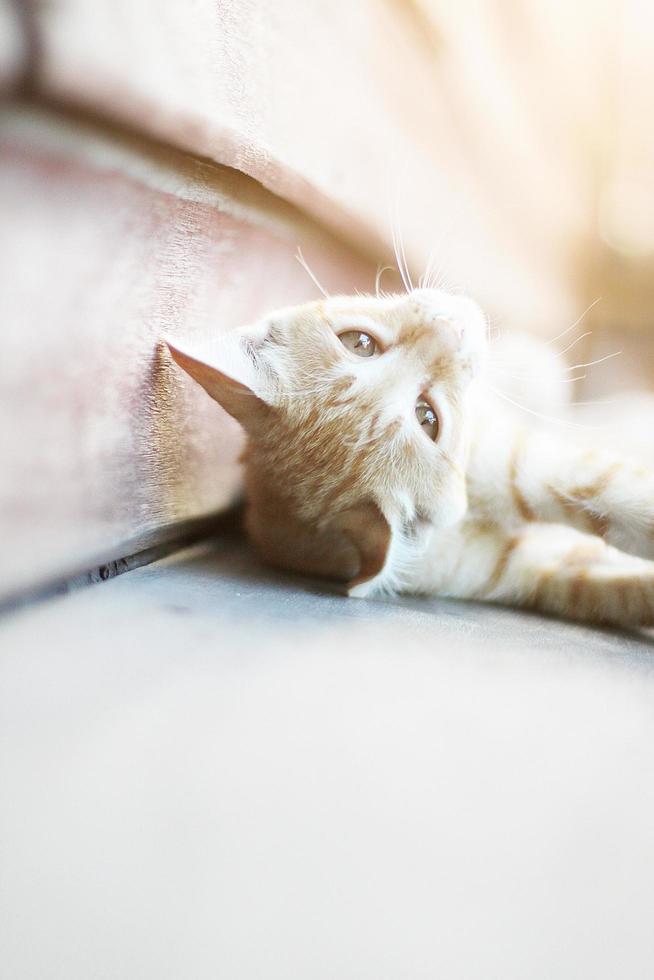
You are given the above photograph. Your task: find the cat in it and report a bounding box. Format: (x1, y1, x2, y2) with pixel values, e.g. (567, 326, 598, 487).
(166, 288, 654, 628)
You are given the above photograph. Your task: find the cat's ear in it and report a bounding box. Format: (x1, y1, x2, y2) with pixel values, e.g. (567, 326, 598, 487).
(165, 329, 273, 428)
(338, 501, 392, 596)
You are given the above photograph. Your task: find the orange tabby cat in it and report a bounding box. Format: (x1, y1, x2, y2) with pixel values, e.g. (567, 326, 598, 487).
(167, 289, 654, 627)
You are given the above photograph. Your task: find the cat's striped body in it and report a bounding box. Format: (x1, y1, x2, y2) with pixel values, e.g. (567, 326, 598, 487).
(168, 289, 654, 629)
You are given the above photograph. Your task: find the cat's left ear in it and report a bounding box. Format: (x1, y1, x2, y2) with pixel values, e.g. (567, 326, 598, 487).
(165, 327, 274, 429)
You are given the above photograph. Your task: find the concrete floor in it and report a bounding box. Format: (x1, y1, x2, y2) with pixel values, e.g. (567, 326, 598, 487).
(2, 536, 654, 979)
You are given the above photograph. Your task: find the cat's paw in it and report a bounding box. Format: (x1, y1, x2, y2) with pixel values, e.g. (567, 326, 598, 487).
(347, 577, 383, 600)
(530, 562, 654, 628)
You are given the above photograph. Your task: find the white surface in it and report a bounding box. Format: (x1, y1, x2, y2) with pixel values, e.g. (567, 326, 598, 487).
(2, 539, 654, 979)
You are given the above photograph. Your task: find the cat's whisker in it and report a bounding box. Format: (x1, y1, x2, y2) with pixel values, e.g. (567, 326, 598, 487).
(490, 360, 585, 378)
(420, 248, 440, 290)
(488, 385, 601, 429)
(491, 367, 587, 384)
(547, 296, 601, 346)
(295, 247, 329, 298)
(423, 249, 440, 289)
(398, 230, 414, 294)
(556, 330, 592, 357)
(484, 313, 499, 346)
(427, 253, 440, 290)
(390, 213, 402, 288)
(565, 350, 622, 371)
(392, 226, 412, 294)
(433, 253, 449, 290)
(390, 202, 413, 294)
(375, 265, 393, 298)
(423, 213, 463, 292)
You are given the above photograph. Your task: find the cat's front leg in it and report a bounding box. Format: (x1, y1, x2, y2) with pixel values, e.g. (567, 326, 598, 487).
(420, 520, 654, 628)
(469, 423, 654, 562)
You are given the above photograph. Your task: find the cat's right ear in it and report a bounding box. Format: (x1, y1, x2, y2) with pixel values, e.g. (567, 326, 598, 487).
(165, 329, 273, 429)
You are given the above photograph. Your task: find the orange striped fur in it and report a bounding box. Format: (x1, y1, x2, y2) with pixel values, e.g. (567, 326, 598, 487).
(168, 289, 654, 629)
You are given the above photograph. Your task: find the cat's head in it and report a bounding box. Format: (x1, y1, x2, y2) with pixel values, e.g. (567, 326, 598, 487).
(167, 289, 488, 596)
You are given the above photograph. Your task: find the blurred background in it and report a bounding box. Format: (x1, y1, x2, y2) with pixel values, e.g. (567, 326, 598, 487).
(2, 0, 654, 599)
(4, 6, 654, 978)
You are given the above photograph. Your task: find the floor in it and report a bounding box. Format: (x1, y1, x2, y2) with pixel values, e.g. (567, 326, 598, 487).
(2, 536, 654, 979)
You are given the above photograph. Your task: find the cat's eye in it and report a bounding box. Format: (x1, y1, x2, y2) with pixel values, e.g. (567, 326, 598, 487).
(338, 330, 378, 357)
(416, 397, 440, 441)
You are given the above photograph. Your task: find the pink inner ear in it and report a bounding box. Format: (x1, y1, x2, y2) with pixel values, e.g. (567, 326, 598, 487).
(166, 338, 267, 427)
(166, 339, 244, 394)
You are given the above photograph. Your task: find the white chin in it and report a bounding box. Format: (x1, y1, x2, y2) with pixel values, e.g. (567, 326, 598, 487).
(432, 493, 468, 530)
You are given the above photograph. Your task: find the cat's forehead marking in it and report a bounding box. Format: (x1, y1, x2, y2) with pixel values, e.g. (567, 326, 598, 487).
(398, 320, 445, 348)
(426, 355, 457, 382)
